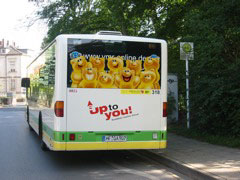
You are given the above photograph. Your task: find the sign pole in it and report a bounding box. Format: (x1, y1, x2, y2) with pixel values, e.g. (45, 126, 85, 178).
(180, 42, 193, 129)
(185, 55, 190, 128)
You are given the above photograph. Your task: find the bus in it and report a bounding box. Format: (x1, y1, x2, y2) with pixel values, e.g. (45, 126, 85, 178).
(22, 31, 168, 151)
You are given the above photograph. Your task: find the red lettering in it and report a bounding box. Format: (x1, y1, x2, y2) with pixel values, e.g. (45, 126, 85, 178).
(121, 109, 128, 115)
(113, 110, 120, 117)
(99, 106, 108, 114)
(90, 108, 99, 114)
(105, 112, 111, 120)
(128, 106, 132, 114)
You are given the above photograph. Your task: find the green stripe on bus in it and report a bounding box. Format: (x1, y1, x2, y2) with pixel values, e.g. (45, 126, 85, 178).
(52, 130, 167, 142)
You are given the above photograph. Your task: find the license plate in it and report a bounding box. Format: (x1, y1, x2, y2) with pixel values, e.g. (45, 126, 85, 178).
(103, 135, 127, 142)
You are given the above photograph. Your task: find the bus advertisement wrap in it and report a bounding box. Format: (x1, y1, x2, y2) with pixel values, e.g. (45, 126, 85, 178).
(67, 39, 161, 90)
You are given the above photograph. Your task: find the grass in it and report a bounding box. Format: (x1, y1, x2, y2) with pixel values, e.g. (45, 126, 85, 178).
(168, 123, 240, 149)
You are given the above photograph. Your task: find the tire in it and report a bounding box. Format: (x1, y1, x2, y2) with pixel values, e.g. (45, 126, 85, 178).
(27, 106, 33, 131)
(39, 112, 49, 151)
(26, 106, 29, 123)
(39, 112, 42, 139)
(41, 140, 49, 151)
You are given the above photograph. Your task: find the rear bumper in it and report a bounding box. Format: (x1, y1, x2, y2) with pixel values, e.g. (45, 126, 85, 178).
(43, 132, 167, 151)
(56, 141, 166, 151)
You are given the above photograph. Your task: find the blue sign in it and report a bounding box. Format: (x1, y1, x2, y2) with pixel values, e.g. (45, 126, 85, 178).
(70, 51, 80, 59)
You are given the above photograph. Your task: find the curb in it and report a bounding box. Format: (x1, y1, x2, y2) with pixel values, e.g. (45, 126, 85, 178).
(136, 150, 221, 180)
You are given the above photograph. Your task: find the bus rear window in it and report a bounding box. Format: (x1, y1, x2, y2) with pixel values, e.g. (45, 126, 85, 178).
(67, 39, 161, 89)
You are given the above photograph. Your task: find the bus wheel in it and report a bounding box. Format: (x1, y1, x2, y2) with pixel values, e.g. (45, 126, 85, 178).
(27, 106, 33, 131)
(41, 140, 49, 151)
(39, 112, 49, 151)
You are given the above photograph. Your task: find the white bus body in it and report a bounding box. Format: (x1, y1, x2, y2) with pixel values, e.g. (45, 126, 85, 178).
(26, 33, 168, 151)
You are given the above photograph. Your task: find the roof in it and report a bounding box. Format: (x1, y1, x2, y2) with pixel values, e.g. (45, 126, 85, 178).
(17, 49, 28, 54)
(7, 46, 23, 55)
(56, 34, 167, 44)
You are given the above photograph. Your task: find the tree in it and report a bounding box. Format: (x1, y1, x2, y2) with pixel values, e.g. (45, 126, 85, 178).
(183, 0, 240, 136)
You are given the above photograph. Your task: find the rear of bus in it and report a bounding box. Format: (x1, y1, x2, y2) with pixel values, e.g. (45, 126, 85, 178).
(53, 33, 167, 151)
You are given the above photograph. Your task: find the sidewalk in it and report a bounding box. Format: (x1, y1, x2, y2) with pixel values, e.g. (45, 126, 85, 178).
(153, 133, 240, 179)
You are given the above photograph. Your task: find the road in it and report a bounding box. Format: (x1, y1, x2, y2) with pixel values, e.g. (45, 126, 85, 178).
(0, 107, 188, 180)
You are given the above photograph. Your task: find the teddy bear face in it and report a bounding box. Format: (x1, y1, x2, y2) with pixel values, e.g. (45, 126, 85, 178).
(98, 72, 114, 86)
(140, 70, 156, 84)
(108, 57, 123, 71)
(70, 56, 87, 71)
(120, 68, 135, 83)
(90, 57, 105, 71)
(144, 55, 160, 70)
(82, 67, 97, 81)
(127, 59, 141, 69)
(126, 59, 142, 74)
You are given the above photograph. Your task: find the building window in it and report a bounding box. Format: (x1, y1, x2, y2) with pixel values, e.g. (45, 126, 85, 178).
(11, 79, 16, 91)
(9, 60, 16, 73)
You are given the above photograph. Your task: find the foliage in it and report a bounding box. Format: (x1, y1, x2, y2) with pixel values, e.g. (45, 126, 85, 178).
(34, 0, 240, 138)
(37, 0, 189, 47)
(183, 0, 240, 137)
(169, 123, 240, 148)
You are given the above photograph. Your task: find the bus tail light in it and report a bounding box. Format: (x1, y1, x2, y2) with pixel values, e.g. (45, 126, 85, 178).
(70, 134, 75, 141)
(55, 101, 64, 117)
(163, 102, 167, 117)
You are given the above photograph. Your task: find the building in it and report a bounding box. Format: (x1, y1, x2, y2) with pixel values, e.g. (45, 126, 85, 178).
(0, 39, 33, 102)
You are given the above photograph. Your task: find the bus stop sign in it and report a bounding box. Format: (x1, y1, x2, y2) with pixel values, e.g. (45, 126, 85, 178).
(180, 42, 194, 60)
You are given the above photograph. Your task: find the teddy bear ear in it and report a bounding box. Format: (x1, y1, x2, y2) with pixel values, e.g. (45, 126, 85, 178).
(117, 56, 123, 60)
(70, 59, 75, 65)
(89, 56, 94, 61)
(146, 56, 150, 61)
(86, 62, 93, 68)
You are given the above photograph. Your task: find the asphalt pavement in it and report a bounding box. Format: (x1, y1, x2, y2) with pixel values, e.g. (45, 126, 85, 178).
(0, 107, 187, 180)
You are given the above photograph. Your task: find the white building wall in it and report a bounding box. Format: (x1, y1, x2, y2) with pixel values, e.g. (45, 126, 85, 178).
(0, 56, 6, 76)
(0, 56, 6, 95)
(6, 56, 21, 93)
(0, 46, 34, 102)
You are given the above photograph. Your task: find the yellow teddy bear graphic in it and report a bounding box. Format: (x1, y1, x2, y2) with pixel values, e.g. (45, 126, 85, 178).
(78, 63, 98, 88)
(138, 69, 156, 89)
(89, 56, 105, 73)
(70, 56, 87, 88)
(107, 57, 124, 75)
(126, 59, 142, 76)
(144, 55, 160, 89)
(115, 67, 140, 89)
(97, 72, 117, 88)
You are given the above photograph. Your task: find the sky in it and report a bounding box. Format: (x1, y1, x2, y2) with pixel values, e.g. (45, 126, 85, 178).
(0, 0, 48, 53)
